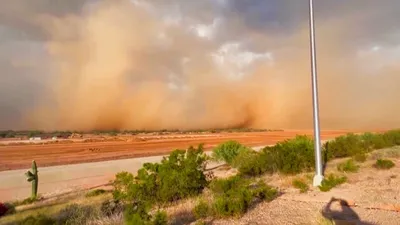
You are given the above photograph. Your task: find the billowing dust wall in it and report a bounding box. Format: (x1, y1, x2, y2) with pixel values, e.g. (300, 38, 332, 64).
(1, 0, 400, 130)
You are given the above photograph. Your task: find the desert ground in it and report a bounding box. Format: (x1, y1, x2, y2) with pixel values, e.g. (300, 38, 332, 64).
(0, 130, 357, 172)
(1, 145, 399, 225)
(0, 130, 358, 203)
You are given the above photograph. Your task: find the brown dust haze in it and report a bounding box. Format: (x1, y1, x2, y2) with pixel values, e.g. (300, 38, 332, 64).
(4, 0, 400, 131)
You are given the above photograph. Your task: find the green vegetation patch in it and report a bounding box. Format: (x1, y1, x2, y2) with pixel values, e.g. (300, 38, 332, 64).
(337, 159, 359, 173)
(292, 179, 309, 193)
(318, 174, 347, 192)
(210, 176, 278, 218)
(212, 140, 250, 165)
(374, 159, 395, 170)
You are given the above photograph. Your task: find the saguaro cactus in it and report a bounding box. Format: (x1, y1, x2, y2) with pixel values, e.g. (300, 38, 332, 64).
(25, 160, 39, 199)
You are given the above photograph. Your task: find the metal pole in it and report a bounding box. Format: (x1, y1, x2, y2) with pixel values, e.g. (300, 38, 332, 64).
(308, 0, 324, 186)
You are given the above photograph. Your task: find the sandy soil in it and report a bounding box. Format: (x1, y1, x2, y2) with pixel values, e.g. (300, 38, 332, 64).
(0, 130, 355, 171)
(168, 147, 400, 225)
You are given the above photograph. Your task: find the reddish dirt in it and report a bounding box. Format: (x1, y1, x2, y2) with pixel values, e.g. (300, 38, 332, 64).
(0, 130, 359, 171)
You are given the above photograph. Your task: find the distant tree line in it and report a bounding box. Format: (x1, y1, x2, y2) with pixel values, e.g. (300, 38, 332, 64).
(0, 128, 283, 139)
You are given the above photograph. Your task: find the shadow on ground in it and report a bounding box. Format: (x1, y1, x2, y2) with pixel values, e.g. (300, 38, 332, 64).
(322, 197, 376, 225)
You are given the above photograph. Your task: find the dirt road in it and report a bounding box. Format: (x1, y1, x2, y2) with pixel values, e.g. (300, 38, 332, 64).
(0, 130, 353, 171)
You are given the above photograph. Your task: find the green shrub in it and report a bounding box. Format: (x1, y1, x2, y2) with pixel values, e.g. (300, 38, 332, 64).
(0, 130, 16, 138)
(212, 140, 249, 165)
(292, 179, 309, 193)
(360, 132, 386, 150)
(337, 159, 359, 173)
(210, 176, 248, 194)
(113, 172, 134, 201)
(318, 174, 347, 192)
(210, 176, 252, 217)
(212, 189, 253, 218)
(125, 213, 148, 225)
(374, 159, 395, 170)
(382, 130, 400, 147)
(324, 133, 364, 159)
(193, 200, 211, 219)
(152, 211, 168, 225)
(262, 135, 315, 174)
(86, 189, 107, 198)
(353, 153, 367, 162)
(113, 145, 209, 205)
(57, 204, 98, 225)
(231, 150, 274, 176)
(250, 180, 279, 201)
(20, 214, 55, 225)
(124, 204, 167, 225)
(210, 176, 277, 218)
(124, 203, 152, 225)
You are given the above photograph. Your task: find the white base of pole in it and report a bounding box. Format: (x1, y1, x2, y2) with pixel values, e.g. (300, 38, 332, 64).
(313, 174, 324, 187)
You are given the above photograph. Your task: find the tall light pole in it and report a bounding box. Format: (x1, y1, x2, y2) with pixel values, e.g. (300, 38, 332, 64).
(308, 0, 324, 186)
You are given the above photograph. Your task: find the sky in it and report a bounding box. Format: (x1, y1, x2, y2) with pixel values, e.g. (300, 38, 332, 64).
(0, 0, 400, 131)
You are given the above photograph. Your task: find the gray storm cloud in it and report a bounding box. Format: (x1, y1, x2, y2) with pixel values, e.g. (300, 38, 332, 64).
(0, 0, 400, 131)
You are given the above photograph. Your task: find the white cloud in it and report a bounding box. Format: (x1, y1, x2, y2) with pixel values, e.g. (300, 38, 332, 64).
(212, 42, 273, 79)
(190, 18, 221, 40)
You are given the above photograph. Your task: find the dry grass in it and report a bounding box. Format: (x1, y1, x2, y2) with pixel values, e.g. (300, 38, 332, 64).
(0, 194, 111, 224)
(370, 146, 400, 160)
(87, 213, 123, 225)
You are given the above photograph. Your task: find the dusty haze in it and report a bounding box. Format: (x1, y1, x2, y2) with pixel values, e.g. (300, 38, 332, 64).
(1, 0, 400, 131)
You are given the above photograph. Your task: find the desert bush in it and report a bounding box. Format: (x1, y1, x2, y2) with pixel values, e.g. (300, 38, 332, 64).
(249, 180, 278, 201)
(152, 211, 168, 225)
(57, 204, 98, 225)
(212, 140, 249, 165)
(124, 203, 152, 225)
(123, 204, 167, 225)
(374, 159, 395, 170)
(101, 199, 124, 217)
(28, 130, 44, 138)
(0, 130, 16, 138)
(324, 133, 364, 159)
(193, 200, 211, 219)
(210, 176, 277, 218)
(231, 150, 274, 176)
(113, 172, 134, 201)
(212, 189, 253, 218)
(20, 214, 55, 225)
(318, 174, 347, 192)
(262, 135, 315, 174)
(113, 145, 209, 205)
(210, 175, 247, 194)
(337, 159, 359, 173)
(382, 130, 400, 147)
(352, 153, 367, 162)
(86, 189, 107, 198)
(360, 132, 386, 150)
(292, 179, 309, 193)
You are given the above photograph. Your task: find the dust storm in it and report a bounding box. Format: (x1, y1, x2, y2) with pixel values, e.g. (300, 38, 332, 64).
(1, 0, 400, 131)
